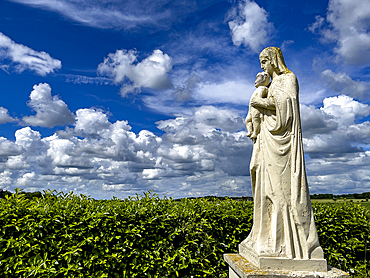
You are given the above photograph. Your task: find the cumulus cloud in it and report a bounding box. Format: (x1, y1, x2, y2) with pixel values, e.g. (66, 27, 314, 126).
(321, 95, 370, 126)
(142, 72, 256, 116)
(75, 108, 111, 135)
(97, 49, 172, 96)
(0, 170, 13, 187)
(0, 105, 254, 198)
(194, 106, 245, 132)
(47, 138, 93, 169)
(14, 127, 47, 169)
(157, 106, 245, 144)
(0, 137, 24, 157)
(22, 83, 75, 128)
(195, 80, 254, 104)
(298, 95, 370, 194)
(228, 0, 274, 52)
(321, 69, 369, 99)
(0, 107, 15, 124)
(156, 106, 251, 179)
(300, 104, 338, 138)
(16, 172, 36, 187)
(3, 97, 370, 198)
(302, 95, 370, 155)
(0, 32, 61, 76)
(309, 0, 370, 64)
(15, 127, 42, 150)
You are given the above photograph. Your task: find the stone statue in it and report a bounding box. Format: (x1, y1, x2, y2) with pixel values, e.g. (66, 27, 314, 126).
(239, 47, 327, 271)
(245, 71, 270, 142)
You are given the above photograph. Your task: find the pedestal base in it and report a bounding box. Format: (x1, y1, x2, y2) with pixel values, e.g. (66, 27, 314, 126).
(224, 254, 349, 278)
(239, 242, 327, 271)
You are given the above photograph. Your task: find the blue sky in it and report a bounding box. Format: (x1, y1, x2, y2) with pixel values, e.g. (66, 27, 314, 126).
(0, 0, 369, 199)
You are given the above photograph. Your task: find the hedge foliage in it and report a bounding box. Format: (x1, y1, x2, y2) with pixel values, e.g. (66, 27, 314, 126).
(0, 189, 369, 277)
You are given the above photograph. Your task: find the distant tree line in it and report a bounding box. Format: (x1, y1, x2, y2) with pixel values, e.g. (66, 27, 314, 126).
(174, 196, 253, 202)
(1, 189, 370, 200)
(0, 189, 42, 199)
(311, 192, 370, 199)
(310, 193, 334, 199)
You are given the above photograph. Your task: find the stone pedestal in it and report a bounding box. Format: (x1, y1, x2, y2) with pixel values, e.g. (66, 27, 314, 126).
(224, 254, 350, 278)
(238, 242, 327, 272)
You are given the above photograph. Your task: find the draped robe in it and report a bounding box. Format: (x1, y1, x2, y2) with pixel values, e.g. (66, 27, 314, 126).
(242, 72, 324, 260)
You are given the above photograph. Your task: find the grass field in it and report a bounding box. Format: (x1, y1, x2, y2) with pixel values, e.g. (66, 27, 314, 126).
(311, 198, 370, 211)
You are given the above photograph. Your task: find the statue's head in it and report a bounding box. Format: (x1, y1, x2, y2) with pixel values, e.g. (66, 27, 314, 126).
(255, 71, 270, 88)
(259, 47, 290, 75)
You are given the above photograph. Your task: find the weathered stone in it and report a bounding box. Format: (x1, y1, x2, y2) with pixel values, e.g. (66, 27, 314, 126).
(243, 47, 325, 265)
(239, 242, 327, 272)
(224, 254, 349, 278)
(223, 47, 350, 276)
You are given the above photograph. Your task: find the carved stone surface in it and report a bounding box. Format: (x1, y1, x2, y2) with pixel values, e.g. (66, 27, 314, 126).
(239, 242, 327, 272)
(225, 47, 332, 275)
(224, 254, 349, 278)
(246, 71, 270, 142)
(242, 47, 326, 270)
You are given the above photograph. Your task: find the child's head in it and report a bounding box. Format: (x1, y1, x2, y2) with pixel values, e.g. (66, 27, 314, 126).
(255, 71, 270, 87)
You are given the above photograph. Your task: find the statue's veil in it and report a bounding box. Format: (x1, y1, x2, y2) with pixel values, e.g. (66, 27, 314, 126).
(260, 47, 291, 75)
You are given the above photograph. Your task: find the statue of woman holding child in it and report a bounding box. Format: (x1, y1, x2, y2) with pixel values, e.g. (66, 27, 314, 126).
(242, 47, 325, 264)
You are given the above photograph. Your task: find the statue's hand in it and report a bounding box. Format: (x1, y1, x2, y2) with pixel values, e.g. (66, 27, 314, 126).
(250, 98, 258, 107)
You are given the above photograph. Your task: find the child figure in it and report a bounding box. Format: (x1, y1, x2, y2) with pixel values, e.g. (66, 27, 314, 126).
(245, 71, 271, 142)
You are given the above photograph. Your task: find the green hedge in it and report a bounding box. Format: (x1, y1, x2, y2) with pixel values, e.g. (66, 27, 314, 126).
(313, 202, 369, 276)
(0, 190, 369, 277)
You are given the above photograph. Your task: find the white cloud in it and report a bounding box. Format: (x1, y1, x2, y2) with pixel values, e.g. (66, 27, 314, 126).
(0, 107, 15, 124)
(309, 0, 370, 64)
(158, 144, 215, 163)
(195, 80, 254, 105)
(97, 49, 172, 96)
(156, 106, 251, 179)
(13, 127, 48, 171)
(9, 0, 171, 29)
(298, 95, 370, 194)
(194, 106, 245, 132)
(308, 15, 325, 33)
(0, 105, 254, 198)
(0, 32, 61, 76)
(228, 0, 274, 52)
(6, 156, 29, 170)
(47, 138, 93, 169)
(321, 95, 370, 126)
(302, 95, 370, 155)
(280, 40, 294, 51)
(65, 74, 113, 85)
(22, 83, 75, 128)
(0, 137, 23, 157)
(3, 98, 370, 198)
(75, 108, 111, 135)
(15, 127, 42, 150)
(102, 183, 127, 191)
(321, 69, 369, 98)
(142, 168, 164, 180)
(0, 170, 13, 187)
(171, 75, 199, 102)
(16, 172, 36, 187)
(300, 104, 338, 138)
